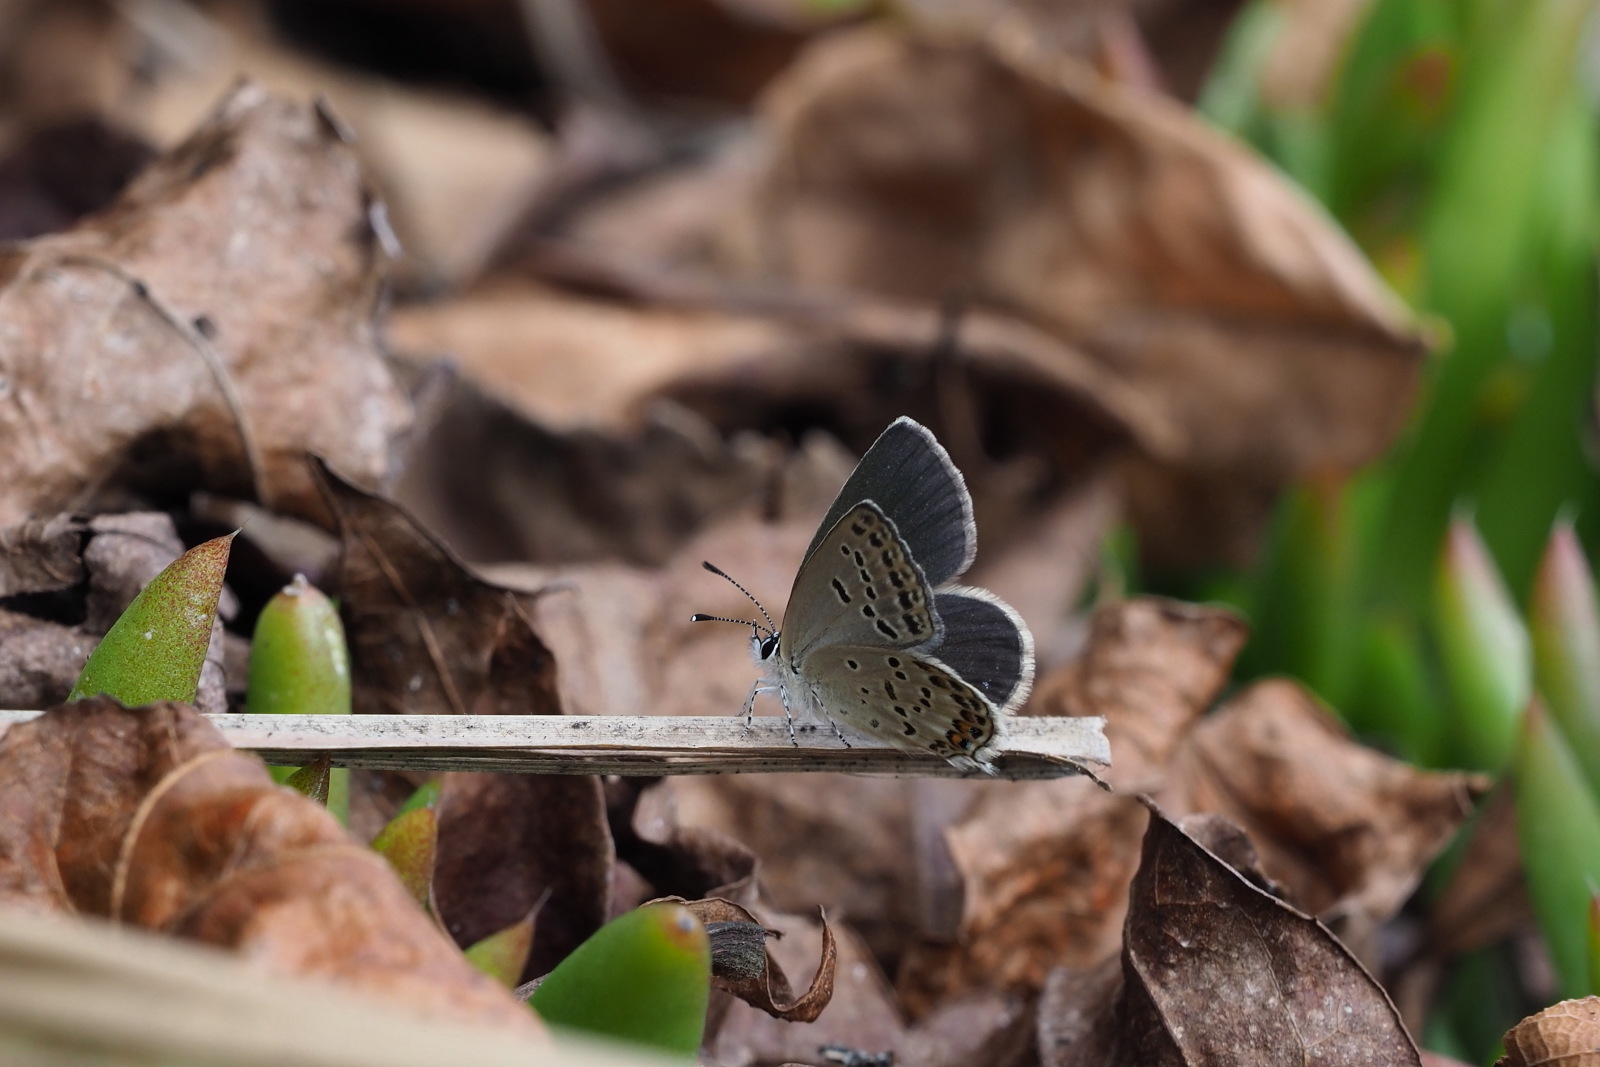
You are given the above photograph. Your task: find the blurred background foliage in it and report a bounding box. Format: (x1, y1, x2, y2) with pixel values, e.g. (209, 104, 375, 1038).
(1188, 0, 1600, 1059)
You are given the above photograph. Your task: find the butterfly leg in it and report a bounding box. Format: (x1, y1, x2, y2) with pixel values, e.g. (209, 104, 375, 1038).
(824, 714, 852, 749)
(743, 683, 784, 730)
(777, 685, 798, 747)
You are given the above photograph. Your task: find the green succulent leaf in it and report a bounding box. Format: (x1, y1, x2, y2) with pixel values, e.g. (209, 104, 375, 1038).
(528, 903, 710, 1059)
(466, 912, 537, 989)
(1515, 698, 1600, 998)
(1433, 516, 1531, 770)
(370, 804, 438, 909)
(69, 533, 235, 706)
(247, 574, 353, 822)
(1529, 521, 1600, 796)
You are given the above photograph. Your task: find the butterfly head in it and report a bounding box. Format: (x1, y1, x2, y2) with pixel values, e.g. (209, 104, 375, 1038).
(691, 560, 781, 663)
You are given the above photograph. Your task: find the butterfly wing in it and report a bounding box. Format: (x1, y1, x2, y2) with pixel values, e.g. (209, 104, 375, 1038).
(931, 588, 1034, 713)
(795, 644, 1000, 769)
(803, 418, 976, 588)
(779, 501, 941, 660)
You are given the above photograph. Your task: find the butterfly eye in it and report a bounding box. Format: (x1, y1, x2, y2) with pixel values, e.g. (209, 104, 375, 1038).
(758, 634, 780, 660)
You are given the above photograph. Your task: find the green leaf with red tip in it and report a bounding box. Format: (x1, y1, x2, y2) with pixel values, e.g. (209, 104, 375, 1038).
(282, 755, 331, 805)
(1530, 521, 1600, 796)
(1515, 698, 1600, 998)
(529, 902, 710, 1059)
(466, 911, 537, 988)
(69, 533, 235, 706)
(247, 574, 353, 822)
(396, 780, 442, 818)
(1433, 516, 1531, 770)
(370, 805, 438, 909)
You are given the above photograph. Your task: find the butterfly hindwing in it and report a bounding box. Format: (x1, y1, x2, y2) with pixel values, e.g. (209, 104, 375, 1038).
(797, 644, 999, 766)
(779, 501, 941, 659)
(802, 418, 976, 588)
(930, 588, 1035, 713)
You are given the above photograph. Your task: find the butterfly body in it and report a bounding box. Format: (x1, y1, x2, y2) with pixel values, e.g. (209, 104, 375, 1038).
(699, 418, 1034, 772)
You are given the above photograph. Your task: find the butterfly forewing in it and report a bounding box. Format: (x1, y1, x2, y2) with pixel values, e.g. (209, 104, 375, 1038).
(779, 501, 941, 660)
(798, 645, 998, 765)
(802, 418, 976, 588)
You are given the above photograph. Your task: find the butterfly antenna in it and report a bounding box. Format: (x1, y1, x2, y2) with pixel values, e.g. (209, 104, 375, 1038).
(696, 560, 777, 636)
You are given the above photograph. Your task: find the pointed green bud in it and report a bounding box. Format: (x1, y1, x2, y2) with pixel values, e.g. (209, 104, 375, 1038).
(370, 803, 438, 909)
(1516, 699, 1600, 998)
(466, 912, 537, 988)
(70, 533, 235, 706)
(1530, 521, 1600, 794)
(1434, 516, 1531, 769)
(247, 574, 352, 822)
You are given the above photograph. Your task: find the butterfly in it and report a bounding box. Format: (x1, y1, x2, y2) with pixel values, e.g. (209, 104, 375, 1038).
(693, 417, 1034, 772)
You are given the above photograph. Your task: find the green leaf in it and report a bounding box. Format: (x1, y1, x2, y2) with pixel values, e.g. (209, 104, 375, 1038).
(1515, 698, 1600, 998)
(1368, 0, 1599, 610)
(528, 903, 710, 1059)
(465, 912, 537, 988)
(1529, 521, 1600, 796)
(69, 533, 235, 706)
(1352, 613, 1443, 765)
(396, 780, 441, 818)
(1238, 475, 1371, 711)
(248, 574, 352, 823)
(370, 805, 438, 909)
(1433, 516, 1531, 770)
(281, 755, 331, 806)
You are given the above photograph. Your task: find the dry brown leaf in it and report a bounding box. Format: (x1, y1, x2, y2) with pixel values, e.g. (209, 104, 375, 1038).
(896, 598, 1242, 1009)
(388, 356, 776, 566)
(730, 26, 1428, 567)
(434, 772, 614, 982)
(1497, 996, 1600, 1067)
(0, 117, 153, 241)
(900, 598, 1480, 1012)
(1162, 679, 1487, 922)
(1427, 784, 1533, 959)
(1041, 806, 1422, 1066)
(315, 457, 561, 718)
(584, 0, 828, 106)
(0, 83, 409, 526)
(0, 697, 540, 1031)
(315, 461, 615, 982)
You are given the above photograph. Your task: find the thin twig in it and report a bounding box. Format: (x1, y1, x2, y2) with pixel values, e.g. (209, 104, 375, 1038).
(0, 712, 1109, 781)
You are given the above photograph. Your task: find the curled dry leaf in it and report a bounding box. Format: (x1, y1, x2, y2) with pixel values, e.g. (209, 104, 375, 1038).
(709, 912, 902, 1067)
(0, 513, 228, 713)
(1039, 806, 1422, 1067)
(730, 26, 1428, 566)
(0, 82, 409, 526)
(0, 697, 539, 1032)
(659, 895, 836, 1022)
(1496, 997, 1600, 1067)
